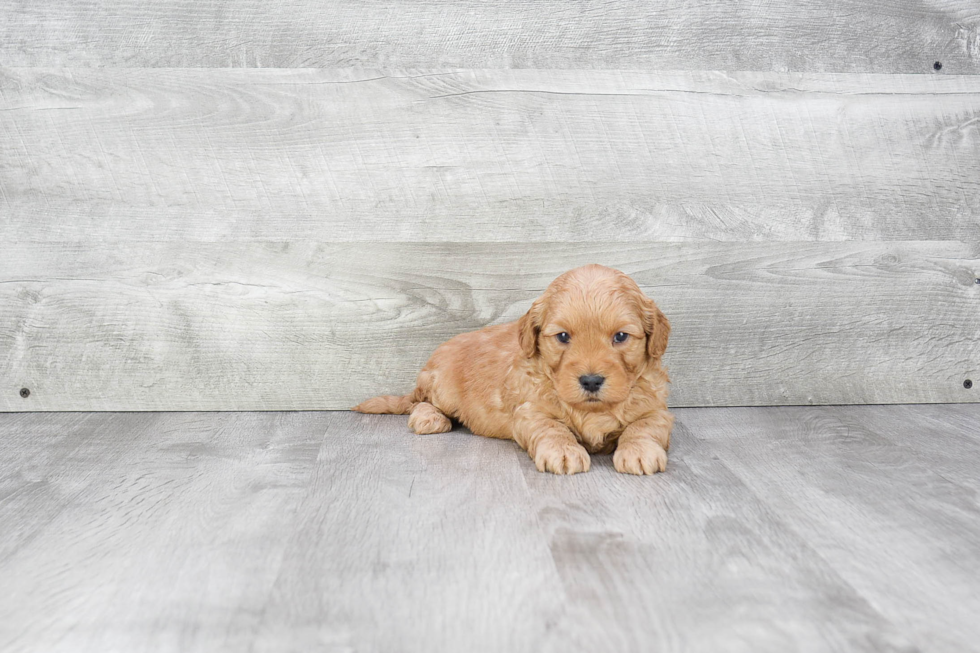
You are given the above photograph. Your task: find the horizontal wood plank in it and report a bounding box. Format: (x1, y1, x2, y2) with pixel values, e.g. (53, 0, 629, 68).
(2, 69, 980, 242)
(1, 241, 977, 411)
(1, 0, 978, 73)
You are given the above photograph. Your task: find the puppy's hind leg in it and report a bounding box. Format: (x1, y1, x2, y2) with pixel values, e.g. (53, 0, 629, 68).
(408, 402, 453, 434)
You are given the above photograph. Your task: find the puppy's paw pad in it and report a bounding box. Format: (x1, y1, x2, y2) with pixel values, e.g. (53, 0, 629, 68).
(614, 440, 667, 475)
(408, 406, 452, 435)
(533, 439, 591, 475)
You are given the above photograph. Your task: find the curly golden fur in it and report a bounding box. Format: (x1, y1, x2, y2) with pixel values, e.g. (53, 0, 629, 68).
(353, 264, 673, 475)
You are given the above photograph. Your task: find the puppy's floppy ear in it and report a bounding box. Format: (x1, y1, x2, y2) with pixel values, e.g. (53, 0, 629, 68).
(640, 293, 670, 361)
(518, 296, 545, 358)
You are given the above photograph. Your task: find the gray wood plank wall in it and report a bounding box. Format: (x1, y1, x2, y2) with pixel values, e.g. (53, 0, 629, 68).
(1, 2, 979, 410)
(3, 1, 979, 72)
(4, 69, 980, 242)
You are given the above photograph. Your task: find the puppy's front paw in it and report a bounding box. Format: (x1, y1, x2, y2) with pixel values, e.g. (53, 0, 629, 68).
(614, 439, 667, 475)
(533, 438, 591, 475)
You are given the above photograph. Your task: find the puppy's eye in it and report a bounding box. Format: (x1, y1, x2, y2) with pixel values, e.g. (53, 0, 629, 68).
(613, 332, 629, 344)
(556, 332, 571, 344)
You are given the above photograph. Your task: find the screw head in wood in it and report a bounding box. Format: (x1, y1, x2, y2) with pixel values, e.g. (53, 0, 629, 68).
(933, 61, 943, 71)
(19, 388, 30, 398)
(966, 379, 974, 389)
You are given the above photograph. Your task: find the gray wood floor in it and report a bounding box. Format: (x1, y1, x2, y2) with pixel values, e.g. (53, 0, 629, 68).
(1, 405, 978, 652)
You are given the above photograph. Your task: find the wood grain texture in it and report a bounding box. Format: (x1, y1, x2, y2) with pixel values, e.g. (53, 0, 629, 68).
(253, 413, 564, 653)
(3, 69, 980, 242)
(908, 401, 980, 436)
(4, 406, 980, 651)
(0, 412, 160, 563)
(1, 0, 978, 72)
(0, 411, 329, 653)
(831, 404, 980, 495)
(2, 241, 977, 411)
(520, 431, 917, 652)
(681, 406, 980, 652)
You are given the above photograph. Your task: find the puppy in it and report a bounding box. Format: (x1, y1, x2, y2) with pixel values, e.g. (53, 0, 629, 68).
(353, 264, 673, 475)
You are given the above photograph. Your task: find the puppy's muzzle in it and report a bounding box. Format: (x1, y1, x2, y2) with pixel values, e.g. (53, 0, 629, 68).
(579, 374, 605, 394)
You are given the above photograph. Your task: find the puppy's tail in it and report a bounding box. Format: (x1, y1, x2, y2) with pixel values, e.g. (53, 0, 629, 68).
(352, 393, 416, 415)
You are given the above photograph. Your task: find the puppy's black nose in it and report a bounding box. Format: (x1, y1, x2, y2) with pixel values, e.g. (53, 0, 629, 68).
(579, 374, 605, 393)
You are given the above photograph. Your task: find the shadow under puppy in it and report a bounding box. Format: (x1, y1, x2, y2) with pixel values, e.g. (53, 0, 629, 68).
(354, 264, 673, 475)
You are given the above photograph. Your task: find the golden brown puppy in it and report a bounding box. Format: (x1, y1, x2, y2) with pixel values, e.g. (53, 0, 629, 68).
(353, 264, 673, 475)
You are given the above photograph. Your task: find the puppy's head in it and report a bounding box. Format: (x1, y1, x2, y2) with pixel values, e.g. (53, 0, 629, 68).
(518, 265, 669, 411)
